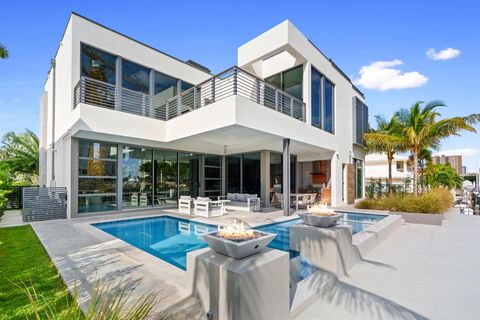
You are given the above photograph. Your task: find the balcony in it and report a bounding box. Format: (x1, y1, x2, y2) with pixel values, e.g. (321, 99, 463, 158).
(73, 66, 306, 122)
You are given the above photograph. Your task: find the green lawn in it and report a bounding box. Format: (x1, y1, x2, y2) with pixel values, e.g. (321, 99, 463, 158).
(0, 225, 72, 320)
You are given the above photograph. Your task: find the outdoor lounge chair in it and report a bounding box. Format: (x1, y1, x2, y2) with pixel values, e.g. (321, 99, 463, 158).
(178, 195, 193, 215)
(193, 197, 223, 217)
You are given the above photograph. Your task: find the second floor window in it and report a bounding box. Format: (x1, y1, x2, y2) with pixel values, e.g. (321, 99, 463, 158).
(265, 65, 303, 100)
(122, 60, 150, 94)
(353, 97, 369, 145)
(311, 67, 335, 133)
(81, 44, 116, 85)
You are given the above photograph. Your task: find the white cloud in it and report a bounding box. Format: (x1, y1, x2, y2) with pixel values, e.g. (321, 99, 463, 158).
(426, 47, 461, 60)
(353, 59, 428, 91)
(434, 148, 479, 157)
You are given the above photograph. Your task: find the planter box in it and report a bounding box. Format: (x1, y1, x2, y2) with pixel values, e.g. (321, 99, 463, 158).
(298, 212, 342, 227)
(393, 212, 443, 226)
(203, 231, 276, 259)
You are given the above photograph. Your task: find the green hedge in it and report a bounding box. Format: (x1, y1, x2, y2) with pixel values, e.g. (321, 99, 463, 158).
(355, 188, 453, 214)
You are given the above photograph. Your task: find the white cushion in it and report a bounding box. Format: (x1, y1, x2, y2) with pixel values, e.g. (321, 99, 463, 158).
(180, 195, 191, 200)
(227, 193, 236, 201)
(245, 194, 258, 200)
(196, 197, 211, 202)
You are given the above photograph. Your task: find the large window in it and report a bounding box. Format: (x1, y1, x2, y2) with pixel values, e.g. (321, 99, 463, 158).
(270, 152, 296, 193)
(311, 67, 335, 133)
(353, 97, 369, 145)
(153, 150, 177, 206)
(78, 141, 118, 213)
(154, 72, 177, 101)
(242, 153, 261, 195)
(204, 155, 222, 197)
(122, 146, 153, 208)
(311, 69, 322, 128)
(179, 152, 199, 198)
(265, 65, 303, 100)
(324, 78, 334, 133)
(81, 44, 116, 85)
(226, 156, 241, 193)
(122, 60, 150, 94)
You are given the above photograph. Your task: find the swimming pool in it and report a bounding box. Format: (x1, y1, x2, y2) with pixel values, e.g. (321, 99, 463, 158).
(93, 212, 386, 270)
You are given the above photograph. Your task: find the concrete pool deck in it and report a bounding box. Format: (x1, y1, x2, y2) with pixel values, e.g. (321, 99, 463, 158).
(30, 207, 480, 319)
(294, 208, 480, 320)
(30, 208, 302, 318)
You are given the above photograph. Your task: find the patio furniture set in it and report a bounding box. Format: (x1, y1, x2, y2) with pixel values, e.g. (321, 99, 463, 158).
(272, 192, 318, 210)
(178, 193, 262, 217)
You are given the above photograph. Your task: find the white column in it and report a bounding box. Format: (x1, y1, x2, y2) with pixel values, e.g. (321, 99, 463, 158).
(260, 150, 271, 208)
(303, 62, 312, 125)
(330, 153, 342, 207)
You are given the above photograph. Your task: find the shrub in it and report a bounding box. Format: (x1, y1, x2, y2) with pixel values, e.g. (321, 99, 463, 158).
(355, 188, 453, 214)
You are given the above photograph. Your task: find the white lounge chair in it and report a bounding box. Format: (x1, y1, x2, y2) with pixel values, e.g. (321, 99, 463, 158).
(194, 197, 223, 217)
(131, 194, 139, 206)
(139, 193, 148, 206)
(178, 195, 193, 215)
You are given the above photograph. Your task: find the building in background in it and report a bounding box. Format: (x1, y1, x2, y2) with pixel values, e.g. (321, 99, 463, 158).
(365, 153, 412, 185)
(432, 155, 463, 175)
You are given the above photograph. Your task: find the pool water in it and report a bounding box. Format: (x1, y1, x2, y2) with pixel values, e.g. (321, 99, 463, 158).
(93, 212, 386, 270)
(93, 216, 217, 270)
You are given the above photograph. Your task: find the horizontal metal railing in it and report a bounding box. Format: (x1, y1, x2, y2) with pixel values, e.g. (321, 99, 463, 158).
(73, 66, 306, 122)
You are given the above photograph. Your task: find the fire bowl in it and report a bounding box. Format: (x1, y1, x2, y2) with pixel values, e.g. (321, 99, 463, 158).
(203, 230, 277, 259)
(298, 212, 343, 227)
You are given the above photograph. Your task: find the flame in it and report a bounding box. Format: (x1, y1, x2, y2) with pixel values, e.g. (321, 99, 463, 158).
(307, 203, 336, 216)
(217, 220, 256, 241)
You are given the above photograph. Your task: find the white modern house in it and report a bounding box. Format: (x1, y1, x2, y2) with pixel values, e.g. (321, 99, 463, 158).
(39, 13, 368, 218)
(365, 153, 412, 185)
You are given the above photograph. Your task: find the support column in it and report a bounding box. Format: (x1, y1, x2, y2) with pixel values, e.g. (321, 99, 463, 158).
(283, 139, 290, 216)
(260, 151, 270, 208)
(221, 155, 226, 196)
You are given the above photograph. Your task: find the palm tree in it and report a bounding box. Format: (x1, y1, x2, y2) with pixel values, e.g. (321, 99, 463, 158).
(0, 129, 39, 179)
(396, 101, 480, 195)
(0, 43, 8, 59)
(364, 114, 407, 194)
(408, 146, 432, 192)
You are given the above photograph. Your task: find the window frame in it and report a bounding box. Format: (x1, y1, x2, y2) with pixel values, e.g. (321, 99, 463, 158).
(311, 66, 336, 134)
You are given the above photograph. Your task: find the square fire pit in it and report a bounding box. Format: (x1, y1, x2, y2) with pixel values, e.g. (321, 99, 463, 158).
(203, 223, 276, 259)
(298, 203, 342, 227)
(298, 212, 342, 227)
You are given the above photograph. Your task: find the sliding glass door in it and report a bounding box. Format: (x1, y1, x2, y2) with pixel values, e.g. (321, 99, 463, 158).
(179, 152, 200, 198)
(153, 150, 177, 207)
(122, 146, 153, 208)
(78, 141, 118, 213)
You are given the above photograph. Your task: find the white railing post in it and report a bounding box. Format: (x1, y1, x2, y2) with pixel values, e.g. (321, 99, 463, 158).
(166, 101, 170, 120)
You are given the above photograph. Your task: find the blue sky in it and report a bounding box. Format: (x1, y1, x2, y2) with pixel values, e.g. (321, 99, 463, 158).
(1, 0, 479, 170)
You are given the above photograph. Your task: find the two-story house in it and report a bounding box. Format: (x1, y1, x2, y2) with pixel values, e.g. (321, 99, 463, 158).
(39, 13, 368, 218)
